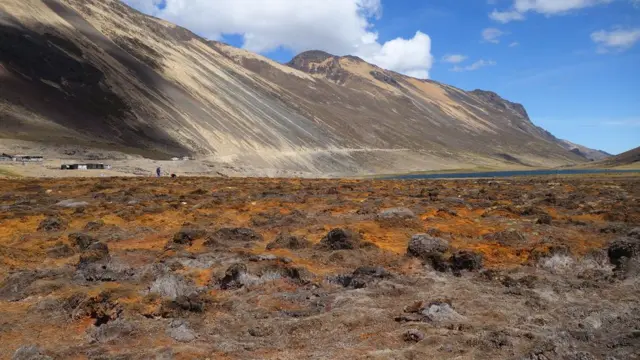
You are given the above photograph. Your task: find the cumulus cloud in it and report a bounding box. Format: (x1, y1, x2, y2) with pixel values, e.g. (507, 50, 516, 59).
(441, 54, 468, 63)
(490, 0, 615, 23)
(121, 0, 434, 78)
(482, 28, 504, 43)
(591, 28, 640, 52)
(451, 60, 497, 72)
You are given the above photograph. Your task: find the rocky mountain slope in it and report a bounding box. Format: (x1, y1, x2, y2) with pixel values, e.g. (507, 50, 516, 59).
(594, 146, 640, 168)
(558, 140, 611, 161)
(0, 0, 587, 175)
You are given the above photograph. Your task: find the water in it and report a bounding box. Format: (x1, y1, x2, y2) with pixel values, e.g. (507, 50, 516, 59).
(390, 169, 640, 180)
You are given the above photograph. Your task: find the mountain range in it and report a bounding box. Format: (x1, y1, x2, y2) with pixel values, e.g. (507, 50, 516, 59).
(0, 0, 608, 175)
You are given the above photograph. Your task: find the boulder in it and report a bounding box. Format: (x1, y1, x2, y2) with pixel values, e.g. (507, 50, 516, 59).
(205, 228, 263, 246)
(483, 229, 527, 246)
(56, 199, 89, 208)
(219, 263, 248, 290)
(172, 227, 206, 245)
(37, 217, 66, 232)
(607, 237, 640, 269)
(88, 319, 134, 343)
(450, 250, 483, 271)
(69, 232, 97, 251)
(46, 242, 75, 259)
(536, 214, 553, 225)
(12, 345, 52, 360)
(377, 207, 416, 219)
(266, 232, 311, 250)
(407, 234, 449, 259)
(403, 329, 425, 342)
(150, 274, 197, 300)
(317, 228, 364, 250)
(167, 320, 196, 342)
(84, 219, 105, 231)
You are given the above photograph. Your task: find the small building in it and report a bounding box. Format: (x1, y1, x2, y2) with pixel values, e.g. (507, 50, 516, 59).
(61, 163, 111, 170)
(1, 153, 44, 162)
(14, 155, 44, 162)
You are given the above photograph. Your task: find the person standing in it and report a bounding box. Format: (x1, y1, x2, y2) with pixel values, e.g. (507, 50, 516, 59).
(156, 167, 161, 177)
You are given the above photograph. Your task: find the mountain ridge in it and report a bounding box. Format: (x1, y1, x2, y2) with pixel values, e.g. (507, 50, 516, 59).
(0, 0, 588, 176)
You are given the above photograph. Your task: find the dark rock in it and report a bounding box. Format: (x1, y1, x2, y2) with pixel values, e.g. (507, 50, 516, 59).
(37, 216, 66, 232)
(266, 232, 312, 250)
(162, 294, 206, 315)
(483, 229, 527, 246)
(437, 208, 458, 217)
(536, 214, 553, 225)
(46, 242, 75, 258)
(219, 263, 247, 290)
(317, 228, 364, 250)
(403, 329, 425, 342)
(79, 242, 110, 264)
(248, 325, 273, 337)
(73, 292, 122, 325)
(485, 330, 512, 349)
(353, 266, 391, 279)
(628, 227, 640, 239)
(205, 228, 263, 246)
(260, 264, 314, 284)
(450, 251, 483, 271)
(0, 269, 70, 301)
(607, 237, 640, 269)
(333, 266, 391, 289)
(69, 232, 98, 250)
(11, 345, 52, 360)
(84, 220, 105, 231)
(172, 227, 206, 245)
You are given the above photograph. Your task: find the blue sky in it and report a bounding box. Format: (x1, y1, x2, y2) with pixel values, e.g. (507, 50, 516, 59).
(127, 0, 640, 154)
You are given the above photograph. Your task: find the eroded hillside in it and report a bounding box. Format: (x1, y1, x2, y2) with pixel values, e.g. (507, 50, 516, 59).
(0, 176, 638, 359)
(0, 0, 585, 175)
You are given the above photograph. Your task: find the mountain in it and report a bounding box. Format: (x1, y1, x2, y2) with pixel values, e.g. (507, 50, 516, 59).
(593, 146, 640, 168)
(558, 140, 612, 161)
(0, 0, 587, 175)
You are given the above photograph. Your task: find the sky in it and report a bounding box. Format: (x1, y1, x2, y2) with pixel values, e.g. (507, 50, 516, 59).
(123, 0, 640, 154)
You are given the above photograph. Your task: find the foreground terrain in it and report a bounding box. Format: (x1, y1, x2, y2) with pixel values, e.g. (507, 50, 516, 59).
(0, 176, 639, 359)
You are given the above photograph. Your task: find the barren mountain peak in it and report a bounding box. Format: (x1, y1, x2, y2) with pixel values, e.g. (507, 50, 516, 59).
(0, 0, 588, 176)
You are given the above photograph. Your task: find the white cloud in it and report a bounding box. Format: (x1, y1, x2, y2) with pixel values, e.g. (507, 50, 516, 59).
(591, 28, 640, 52)
(441, 54, 468, 63)
(122, 0, 434, 78)
(489, 0, 614, 23)
(451, 60, 497, 72)
(482, 28, 504, 43)
(489, 9, 525, 23)
(509, 41, 520, 47)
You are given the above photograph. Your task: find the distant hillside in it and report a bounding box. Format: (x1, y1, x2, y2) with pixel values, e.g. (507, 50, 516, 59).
(559, 140, 611, 161)
(596, 146, 640, 168)
(0, 0, 587, 175)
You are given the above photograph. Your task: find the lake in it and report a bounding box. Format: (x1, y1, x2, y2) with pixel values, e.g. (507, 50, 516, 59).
(390, 169, 640, 180)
